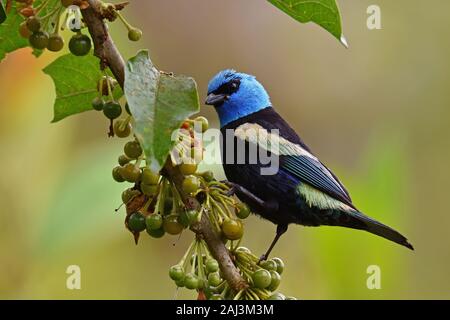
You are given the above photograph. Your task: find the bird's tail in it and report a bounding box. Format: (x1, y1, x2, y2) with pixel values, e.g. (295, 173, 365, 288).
(346, 211, 414, 250)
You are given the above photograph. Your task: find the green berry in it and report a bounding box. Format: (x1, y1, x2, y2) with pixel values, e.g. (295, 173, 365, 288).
(235, 202, 250, 219)
(113, 119, 131, 138)
(221, 219, 244, 240)
(236, 247, 251, 254)
(194, 116, 209, 132)
(120, 163, 141, 183)
(252, 269, 271, 289)
(128, 212, 146, 232)
(146, 214, 163, 231)
(140, 183, 157, 196)
(169, 265, 185, 281)
(200, 170, 214, 182)
(47, 34, 64, 52)
(178, 163, 198, 175)
(141, 168, 159, 185)
(103, 101, 122, 120)
(128, 28, 142, 41)
(182, 175, 201, 194)
(112, 166, 125, 182)
(69, 33, 92, 56)
(29, 31, 49, 50)
(121, 188, 140, 204)
(92, 97, 104, 111)
(26, 16, 41, 33)
(267, 271, 281, 291)
(118, 154, 131, 166)
(175, 278, 185, 287)
(267, 292, 285, 300)
(260, 260, 277, 272)
(184, 273, 199, 290)
(271, 257, 285, 274)
(163, 215, 184, 235)
(146, 226, 165, 238)
(205, 259, 219, 273)
(124, 141, 142, 159)
(208, 272, 222, 287)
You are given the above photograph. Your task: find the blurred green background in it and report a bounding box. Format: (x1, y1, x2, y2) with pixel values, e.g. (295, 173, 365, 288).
(1, 0, 449, 299)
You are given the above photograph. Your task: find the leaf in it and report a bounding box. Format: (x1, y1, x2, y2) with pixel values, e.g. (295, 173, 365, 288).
(124, 50, 200, 171)
(267, 0, 347, 47)
(0, 2, 28, 62)
(43, 53, 122, 122)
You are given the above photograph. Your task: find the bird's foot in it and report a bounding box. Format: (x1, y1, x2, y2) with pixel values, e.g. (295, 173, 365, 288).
(258, 254, 268, 264)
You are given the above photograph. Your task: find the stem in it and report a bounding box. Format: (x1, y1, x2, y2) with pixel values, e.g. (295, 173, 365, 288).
(81, 0, 247, 292)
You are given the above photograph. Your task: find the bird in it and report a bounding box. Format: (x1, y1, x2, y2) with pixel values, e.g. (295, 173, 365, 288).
(205, 69, 413, 260)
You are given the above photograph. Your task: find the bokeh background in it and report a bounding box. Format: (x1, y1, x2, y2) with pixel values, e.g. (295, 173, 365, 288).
(1, 0, 449, 299)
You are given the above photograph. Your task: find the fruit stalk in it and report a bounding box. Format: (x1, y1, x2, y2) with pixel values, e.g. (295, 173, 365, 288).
(80, 0, 248, 292)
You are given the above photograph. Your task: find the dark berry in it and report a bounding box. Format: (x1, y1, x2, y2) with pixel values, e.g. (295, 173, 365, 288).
(146, 214, 163, 231)
(128, 212, 146, 232)
(91, 97, 104, 111)
(103, 101, 122, 120)
(121, 188, 140, 204)
(112, 166, 125, 182)
(113, 119, 131, 138)
(26, 16, 41, 33)
(120, 163, 141, 183)
(124, 141, 142, 159)
(69, 33, 92, 56)
(29, 31, 49, 50)
(146, 226, 165, 238)
(47, 34, 64, 52)
(118, 154, 130, 166)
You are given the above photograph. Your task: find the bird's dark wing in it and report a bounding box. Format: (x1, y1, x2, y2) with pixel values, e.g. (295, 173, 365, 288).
(234, 122, 355, 209)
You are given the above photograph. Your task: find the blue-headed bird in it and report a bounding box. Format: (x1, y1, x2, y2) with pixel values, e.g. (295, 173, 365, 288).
(205, 69, 413, 260)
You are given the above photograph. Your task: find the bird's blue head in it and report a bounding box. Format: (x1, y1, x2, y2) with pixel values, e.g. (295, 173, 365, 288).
(205, 70, 271, 127)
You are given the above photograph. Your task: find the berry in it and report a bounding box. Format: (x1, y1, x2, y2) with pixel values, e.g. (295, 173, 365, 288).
(124, 141, 142, 159)
(267, 292, 285, 300)
(267, 271, 281, 291)
(141, 168, 159, 185)
(236, 247, 251, 254)
(146, 226, 165, 238)
(121, 188, 140, 204)
(207, 272, 222, 287)
(184, 273, 199, 290)
(19, 21, 31, 39)
(200, 171, 214, 182)
(128, 28, 142, 41)
(235, 202, 250, 219)
(205, 259, 219, 273)
(221, 219, 243, 240)
(61, 0, 74, 7)
(182, 175, 200, 194)
(120, 163, 141, 183)
(271, 257, 284, 274)
(91, 97, 104, 111)
(29, 31, 49, 49)
(26, 16, 41, 33)
(177, 210, 190, 228)
(179, 163, 197, 175)
(185, 209, 199, 224)
(128, 212, 146, 232)
(146, 214, 163, 231)
(260, 260, 277, 272)
(103, 101, 122, 120)
(69, 33, 92, 56)
(113, 119, 131, 138)
(112, 166, 125, 182)
(140, 183, 157, 196)
(118, 154, 130, 166)
(169, 265, 185, 281)
(194, 116, 209, 132)
(252, 269, 272, 289)
(47, 34, 64, 52)
(163, 215, 184, 235)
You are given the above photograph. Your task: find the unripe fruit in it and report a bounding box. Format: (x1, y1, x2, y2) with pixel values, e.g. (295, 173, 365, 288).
(235, 202, 250, 219)
(260, 259, 277, 272)
(169, 265, 185, 281)
(121, 188, 140, 204)
(128, 28, 142, 41)
(140, 183, 157, 196)
(118, 154, 130, 166)
(182, 175, 200, 194)
(112, 166, 125, 182)
(124, 141, 142, 159)
(103, 101, 122, 119)
(184, 273, 199, 290)
(113, 119, 131, 138)
(146, 226, 165, 238)
(91, 97, 104, 111)
(163, 215, 184, 235)
(146, 214, 163, 231)
(205, 258, 219, 273)
(120, 163, 141, 183)
(29, 31, 49, 49)
(252, 269, 272, 289)
(267, 271, 281, 291)
(179, 163, 197, 175)
(128, 212, 146, 232)
(26, 16, 41, 33)
(47, 34, 64, 52)
(141, 168, 159, 185)
(200, 170, 214, 182)
(194, 116, 209, 132)
(207, 272, 222, 287)
(271, 257, 285, 274)
(69, 33, 92, 56)
(221, 219, 244, 240)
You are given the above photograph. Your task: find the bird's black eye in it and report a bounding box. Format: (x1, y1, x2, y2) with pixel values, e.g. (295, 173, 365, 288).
(213, 79, 241, 95)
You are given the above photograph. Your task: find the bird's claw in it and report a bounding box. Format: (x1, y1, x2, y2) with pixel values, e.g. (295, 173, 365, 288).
(258, 254, 268, 263)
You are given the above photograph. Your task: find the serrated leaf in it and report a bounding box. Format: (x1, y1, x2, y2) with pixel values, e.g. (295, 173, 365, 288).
(0, 2, 28, 62)
(44, 53, 122, 122)
(124, 50, 200, 172)
(267, 0, 346, 46)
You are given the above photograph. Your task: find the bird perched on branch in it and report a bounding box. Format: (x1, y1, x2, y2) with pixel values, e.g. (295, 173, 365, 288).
(205, 69, 413, 260)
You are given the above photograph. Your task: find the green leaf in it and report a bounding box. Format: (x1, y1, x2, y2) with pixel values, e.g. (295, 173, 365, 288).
(267, 0, 347, 46)
(43, 53, 123, 122)
(124, 50, 200, 171)
(0, 2, 27, 62)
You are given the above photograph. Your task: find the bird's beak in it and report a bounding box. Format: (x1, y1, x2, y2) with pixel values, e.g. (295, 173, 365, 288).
(205, 93, 228, 105)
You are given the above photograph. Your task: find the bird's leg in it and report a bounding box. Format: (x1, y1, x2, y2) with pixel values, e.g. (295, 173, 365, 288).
(259, 224, 288, 262)
(223, 181, 278, 213)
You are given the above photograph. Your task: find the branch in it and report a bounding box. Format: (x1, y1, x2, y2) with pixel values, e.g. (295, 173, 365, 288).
(81, 0, 248, 292)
